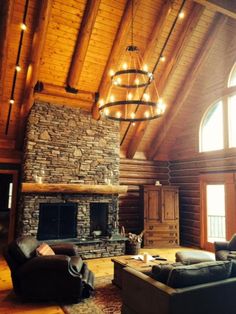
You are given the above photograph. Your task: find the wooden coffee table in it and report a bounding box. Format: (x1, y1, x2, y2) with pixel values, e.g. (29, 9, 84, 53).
(111, 255, 169, 288)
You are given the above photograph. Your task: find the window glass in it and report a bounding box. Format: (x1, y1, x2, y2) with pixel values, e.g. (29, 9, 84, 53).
(228, 94, 236, 148)
(228, 63, 236, 87)
(206, 184, 226, 242)
(201, 101, 224, 152)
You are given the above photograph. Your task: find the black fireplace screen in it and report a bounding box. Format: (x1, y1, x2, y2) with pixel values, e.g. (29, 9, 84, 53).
(37, 203, 77, 240)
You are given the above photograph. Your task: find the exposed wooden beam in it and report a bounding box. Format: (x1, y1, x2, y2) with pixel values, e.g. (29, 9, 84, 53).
(194, 0, 236, 19)
(148, 13, 227, 160)
(125, 0, 173, 159)
(0, 0, 14, 101)
(16, 0, 53, 149)
(67, 0, 101, 89)
(34, 83, 94, 110)
(91, 0, 141, 120)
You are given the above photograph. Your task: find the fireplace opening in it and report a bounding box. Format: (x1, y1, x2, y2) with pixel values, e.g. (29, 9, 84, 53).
(37, 203, 77, 240)
(90, 203, 108, 236)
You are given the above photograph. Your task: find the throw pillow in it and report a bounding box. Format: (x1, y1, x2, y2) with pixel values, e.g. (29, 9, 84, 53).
(229, 234, 236, 250)
(167, 260, 232, 288)
(36, 243, 55, 256)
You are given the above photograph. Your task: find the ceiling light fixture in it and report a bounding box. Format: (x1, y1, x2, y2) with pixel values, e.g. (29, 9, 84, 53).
(119, 0, 186, 145)
(98, 0, 166, 122)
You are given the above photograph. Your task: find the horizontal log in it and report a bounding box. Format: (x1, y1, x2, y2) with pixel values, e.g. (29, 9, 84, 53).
(179, 197, 200, 206)
(120, 164, 169, 173)
(181, 204, 200, 213)
(119, 178, 170, 186)
(22, 183, 128, 194)
(120, 159, 169, 167)
(119, 171, 169, 179)
(34, 83, 94, 110)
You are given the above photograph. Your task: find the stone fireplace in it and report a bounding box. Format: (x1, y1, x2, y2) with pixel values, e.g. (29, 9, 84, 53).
(18, 102, 126, 258)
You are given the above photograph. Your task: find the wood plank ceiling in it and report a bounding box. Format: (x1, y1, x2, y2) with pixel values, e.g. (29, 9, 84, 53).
(0, 0, 235, 162)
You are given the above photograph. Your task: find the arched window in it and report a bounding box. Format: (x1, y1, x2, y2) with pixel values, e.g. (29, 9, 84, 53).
(200, 101, 224, 152)
(200, 63, 236, 152)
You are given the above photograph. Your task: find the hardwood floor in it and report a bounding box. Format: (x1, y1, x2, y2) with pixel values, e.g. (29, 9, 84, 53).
(0, 247, 189, 314)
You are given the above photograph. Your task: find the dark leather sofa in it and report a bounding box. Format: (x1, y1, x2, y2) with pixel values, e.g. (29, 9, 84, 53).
(121, 260, 236, 314)
(3, 236, 94, 303)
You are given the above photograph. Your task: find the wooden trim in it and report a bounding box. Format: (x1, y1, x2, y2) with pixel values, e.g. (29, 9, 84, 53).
(194, 0, 236, 19)
(0, 170, 19, 242)
(91, 0, 141, 120)
(17, 0, 53, 149)
(149, 13, 227, 160)
(67, 0, 101, 89)
(21, 183, 128, 194)
(126, 3, 204, 159)
(34, 83, 94, 110)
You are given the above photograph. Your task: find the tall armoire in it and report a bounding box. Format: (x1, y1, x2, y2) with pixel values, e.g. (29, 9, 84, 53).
(143, 185, 179, 247)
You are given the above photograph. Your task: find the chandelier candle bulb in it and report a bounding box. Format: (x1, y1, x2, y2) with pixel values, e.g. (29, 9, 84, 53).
(21, 23, 27, 30)
(16, 65, 21, 72)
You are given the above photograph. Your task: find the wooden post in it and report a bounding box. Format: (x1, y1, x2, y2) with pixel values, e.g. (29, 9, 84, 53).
(67, 0, 101, 89)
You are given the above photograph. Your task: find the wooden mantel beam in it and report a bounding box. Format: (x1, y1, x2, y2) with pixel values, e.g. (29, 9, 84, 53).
(148, 13, 227, 160)
(91, 0, 141, 120)
(16, 0, 53, 149)
(126, 2, 204, 159)
(194, 0, 236, 19)
(67, 0, 101, 89)
(0, 1, 14, 102)
(22, 183, 128, 195)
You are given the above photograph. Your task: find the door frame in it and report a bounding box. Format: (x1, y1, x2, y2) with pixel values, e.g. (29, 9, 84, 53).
(200, 172, 236, 251)
(0, 170, 19, 242)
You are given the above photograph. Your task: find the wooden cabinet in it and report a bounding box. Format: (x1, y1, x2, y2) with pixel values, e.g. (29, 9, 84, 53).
(143, 185, 179, 247)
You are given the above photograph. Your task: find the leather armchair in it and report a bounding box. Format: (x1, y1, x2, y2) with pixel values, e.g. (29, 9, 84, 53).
(3, 236, 94, 303)
(215, 234, 236, 261)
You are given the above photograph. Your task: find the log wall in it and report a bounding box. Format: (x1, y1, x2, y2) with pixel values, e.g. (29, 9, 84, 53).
(119, 158, 169, 234)
(170, 154, 236, 247)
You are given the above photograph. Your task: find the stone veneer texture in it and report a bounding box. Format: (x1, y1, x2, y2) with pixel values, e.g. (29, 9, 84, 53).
(23, 102, 120, 184)
(18, 102, 121, 241)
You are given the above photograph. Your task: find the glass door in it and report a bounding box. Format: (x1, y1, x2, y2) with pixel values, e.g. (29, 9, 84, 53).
(200, 173, 236, 251)
(206, 184, 226, 243)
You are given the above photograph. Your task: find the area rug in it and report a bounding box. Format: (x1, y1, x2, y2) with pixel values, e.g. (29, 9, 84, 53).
(62, 275, 122, 314)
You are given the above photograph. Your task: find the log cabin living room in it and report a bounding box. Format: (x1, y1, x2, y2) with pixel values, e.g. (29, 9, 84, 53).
(1, 0, 236, 313)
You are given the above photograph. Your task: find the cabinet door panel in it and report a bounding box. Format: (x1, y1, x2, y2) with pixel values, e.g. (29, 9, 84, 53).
(162, 188, 179, 221)
(145, 189, 161, 221)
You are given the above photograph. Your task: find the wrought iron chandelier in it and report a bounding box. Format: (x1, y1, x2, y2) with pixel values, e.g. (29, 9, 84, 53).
(98, 0, 166, 122)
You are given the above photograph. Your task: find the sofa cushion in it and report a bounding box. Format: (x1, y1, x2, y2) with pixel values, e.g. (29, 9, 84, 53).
(167, 261, 232, 288)
(229, 234, 236, 250)
(151, 262, 182, 284)
(175, 250, 215, 265)
(36, 243, 55, 256)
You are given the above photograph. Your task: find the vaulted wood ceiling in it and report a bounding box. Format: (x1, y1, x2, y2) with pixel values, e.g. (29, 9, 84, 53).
(0, 0, 235, 163)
